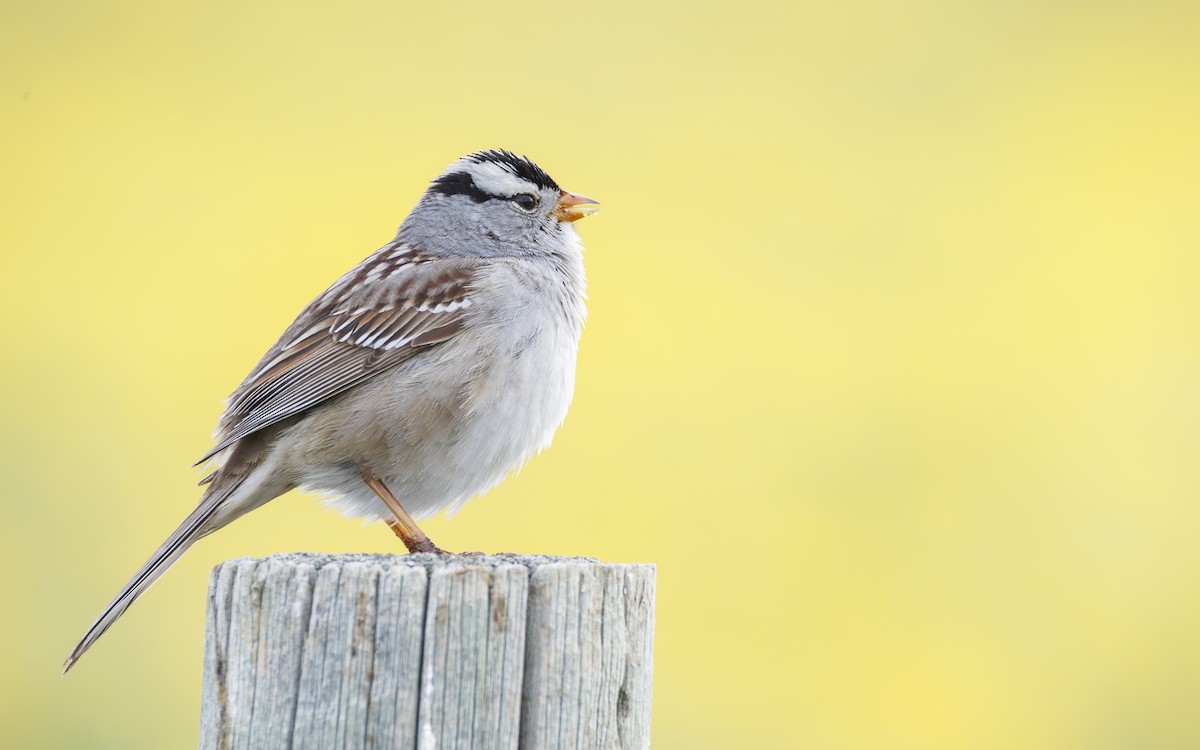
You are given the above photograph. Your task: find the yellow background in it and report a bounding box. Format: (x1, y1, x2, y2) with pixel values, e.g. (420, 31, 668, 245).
(3, 1, 1200, 747)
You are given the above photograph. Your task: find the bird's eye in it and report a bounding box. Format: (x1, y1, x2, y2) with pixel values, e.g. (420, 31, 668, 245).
(512, 193, 538, 211)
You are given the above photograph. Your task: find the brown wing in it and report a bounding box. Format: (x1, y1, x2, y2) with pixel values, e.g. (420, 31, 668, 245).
(196, 252, 476, 464)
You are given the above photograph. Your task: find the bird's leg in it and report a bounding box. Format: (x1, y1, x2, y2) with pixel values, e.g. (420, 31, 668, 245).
(361, 474, 446, 554)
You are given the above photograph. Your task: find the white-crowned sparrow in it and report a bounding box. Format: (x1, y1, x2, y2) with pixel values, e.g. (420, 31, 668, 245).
(64, 150, 598, 672)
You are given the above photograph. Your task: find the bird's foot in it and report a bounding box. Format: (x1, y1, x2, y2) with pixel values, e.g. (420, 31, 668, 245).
(402, 534, 446, 556)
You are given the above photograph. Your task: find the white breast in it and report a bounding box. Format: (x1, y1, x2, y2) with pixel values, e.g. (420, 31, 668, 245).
(436, 254, 587, 515)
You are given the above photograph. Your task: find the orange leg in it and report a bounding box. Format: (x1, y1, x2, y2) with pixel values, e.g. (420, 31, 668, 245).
(362, 474, 445, 554)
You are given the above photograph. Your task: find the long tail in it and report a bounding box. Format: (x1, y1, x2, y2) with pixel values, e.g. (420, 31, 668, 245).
(62, 469, 254, 674)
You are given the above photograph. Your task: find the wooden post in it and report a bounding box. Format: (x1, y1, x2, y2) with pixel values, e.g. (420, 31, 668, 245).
(199, 553, 655, 750)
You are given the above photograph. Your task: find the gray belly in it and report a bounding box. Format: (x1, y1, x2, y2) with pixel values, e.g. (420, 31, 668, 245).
(282, 315, 579, 521)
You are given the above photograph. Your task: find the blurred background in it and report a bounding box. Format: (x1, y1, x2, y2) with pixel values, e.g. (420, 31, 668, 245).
(3, 1, 1200, 747)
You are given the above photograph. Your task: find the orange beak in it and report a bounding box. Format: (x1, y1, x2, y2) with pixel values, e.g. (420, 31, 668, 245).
(551, 190, 600, 222)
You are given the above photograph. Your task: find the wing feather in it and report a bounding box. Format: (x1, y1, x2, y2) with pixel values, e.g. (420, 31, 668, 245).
(196, 252, 476, 465)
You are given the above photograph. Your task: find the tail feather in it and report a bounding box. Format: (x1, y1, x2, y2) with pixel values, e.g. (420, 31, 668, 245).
(62, 474, 249, 674)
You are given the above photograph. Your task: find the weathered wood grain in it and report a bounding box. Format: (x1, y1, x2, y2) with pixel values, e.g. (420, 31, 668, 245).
(519, 563, 656, 750)
(200, 554, 654, 750)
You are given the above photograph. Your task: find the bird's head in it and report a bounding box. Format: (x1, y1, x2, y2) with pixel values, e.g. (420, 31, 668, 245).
(403, 150, 598, 257)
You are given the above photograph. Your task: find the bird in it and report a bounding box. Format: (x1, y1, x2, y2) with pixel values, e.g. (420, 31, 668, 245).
(64, 150, 599, 673)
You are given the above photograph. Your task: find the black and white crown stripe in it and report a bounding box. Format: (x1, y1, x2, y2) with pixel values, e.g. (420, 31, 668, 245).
(429, 149, 560, 202)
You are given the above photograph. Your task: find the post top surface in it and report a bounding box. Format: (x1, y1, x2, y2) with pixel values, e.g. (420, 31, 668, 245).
(216, 552, 654, 574)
